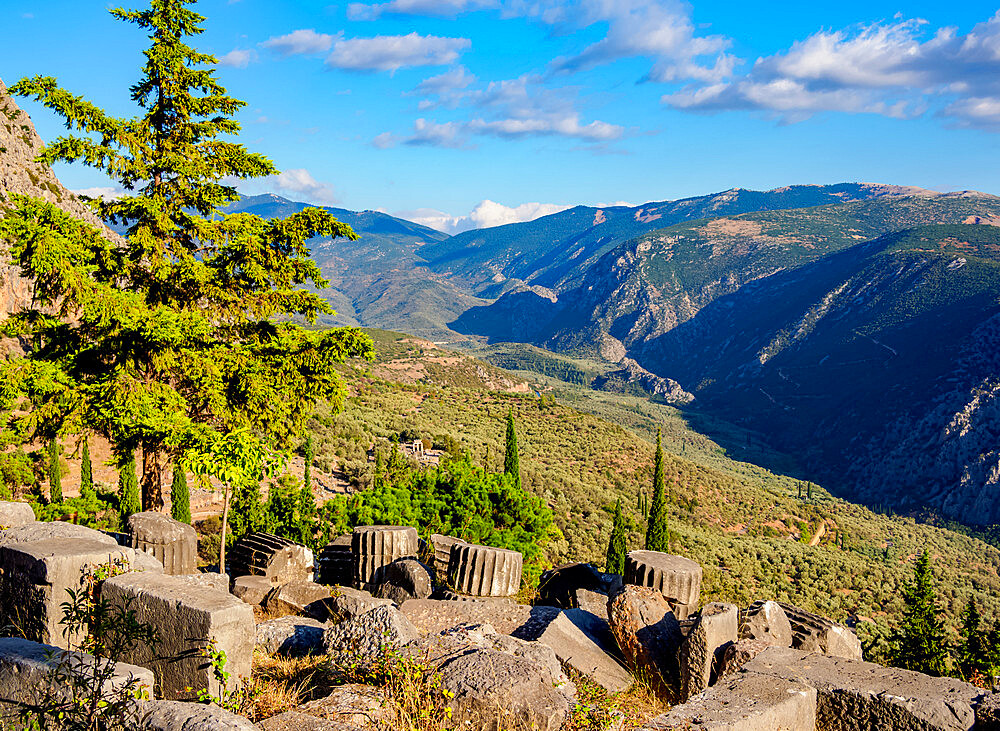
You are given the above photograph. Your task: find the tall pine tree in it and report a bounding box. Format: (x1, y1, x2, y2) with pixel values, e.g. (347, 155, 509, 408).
(80, 438, 95, 501)
(118, 455, 142, 525)
(504, 407, 520, 489)
(956, 597, 993, 681)
(646, 429, 669, 552)
(47, 438, 62, 503)
(890, 550, 948, 676)
(605, 498, 627, 575)
(170, 463, 191, 524)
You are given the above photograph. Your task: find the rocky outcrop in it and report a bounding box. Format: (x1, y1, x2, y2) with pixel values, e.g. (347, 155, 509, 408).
(593, 357, 694, 404)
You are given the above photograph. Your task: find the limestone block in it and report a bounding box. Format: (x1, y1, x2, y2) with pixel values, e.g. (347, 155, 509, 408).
(400, 598, 559, 638)
(316, 534, 353, 587)
(538, 562, 621, 609)
(324, 585, 393, 622)
(0, 502, 35, 530)
(259, 684, 389, 730)
(256, 616, 327, 657)
(447, 542, 522, 597)
(377, 558, 434, 604)
(352, 525, 418, 591)
(227, 532, 314, 585)
(0, 636, 153, 728)
(429, 533, 466, 580)
(745, 645, 983, 730)
(680, 602, 739, 701)
(128, 512, 198, 576)
(977, 692, 1000, 730)
(624, 551, 702, 618)
(232, 574, 272, 606)
(137, 699, 257, 730)
(535, 609, 633, 692)
(643, 670, 817, 730)
(607, 585, 682, 700)
(0, 532, 136, 649)
(322, 605, 418, 666)
(719, 639, 772, 679)
(741, 600, 793, 647)
(777, 602, 863, 659)
(103, 572, 254, 700)
(264, 580, 332, 619)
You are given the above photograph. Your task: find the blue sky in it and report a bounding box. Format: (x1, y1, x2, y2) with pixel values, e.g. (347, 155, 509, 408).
(2, 0, 999, 232)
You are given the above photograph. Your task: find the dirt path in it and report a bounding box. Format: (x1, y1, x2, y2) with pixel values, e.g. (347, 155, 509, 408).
(808, 521, 827, 547)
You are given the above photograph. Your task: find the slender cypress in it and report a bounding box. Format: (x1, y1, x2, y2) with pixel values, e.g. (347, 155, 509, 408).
(957, 597, 991, 681)
(605, 498, 627, 574)
(80, 438, 95, 501)
(170, 464, 191, 524)
(646, 429, 669, 552)
(890, 550, 948, 676)
(504, 407, 520, 489)
(47, 439, 62, 503)
(118, 455, 141, 525)
(303, 433, 314, 493)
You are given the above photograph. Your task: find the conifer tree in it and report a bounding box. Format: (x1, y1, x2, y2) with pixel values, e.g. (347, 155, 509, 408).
(80, 438, 95, 501)
(605, 498, 627, 575)
(303, 433, 313, 493)
(890, 550, 948, 676)
(118, 455, 141, 525)
(957, 597, 992, 681)
(0, 0, 373, 513)
(646, 429, 669, 552)
(47, 438, 62, 503)
(504, 407, 520, 489)
(170, 464, 191, 524)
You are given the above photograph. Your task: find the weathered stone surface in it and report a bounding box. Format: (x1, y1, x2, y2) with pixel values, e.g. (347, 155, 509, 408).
(128, 512, 198, 576)
(228, 532, 314, 585)
(535, 609, 633, 692)
(401, 597, 560, 638)
(0, 502, 35, 530)
(323, 586, 393, 622)
(137, 700, 256, 730)
(624, 551, 702, 619)
(257, 711, 361, 730)
(316, 534, 352, 587)
(352, 525, 419, 591)
(741, 600, 793, 647)
(447, 542, 522, 597)
(577, 588, 615, 621)
(538, 562, 622, 612)
(977, 692, 1000, 730)
(777, 602, 863, 660)
(643, 670, 817, 731)
(0, 533, 136, 649)
(259, 685, 389, 730)
(377, 558, 434, 604)
(256, 616, 327, 657)
(133, 550, 165, 574)
(430, 533, 466, 581)
(745, 645, 985, 730)
(608, 585, 682, 699)
(232, 574, 272, 606)
(103, 571, 254, 700)
(680, 602, 738, 701)
(173, 572, 229, 594)
(322, 605, 418, 665)
(0, 637, 154, 727)
(265, 580, 332, 619)
(719, 639, 772, 679)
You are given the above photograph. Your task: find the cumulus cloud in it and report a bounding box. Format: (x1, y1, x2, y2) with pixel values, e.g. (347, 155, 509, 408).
(663, 12, 1000, 130)
(218, 48, 256, 68)
(262, 29, 336, 56)
(259, 169, 339, 206)
(72, 187, 127, 201)
(399, 199, 571, 233)
(347, 0, 497, 20)
(326, 33, 471, 72)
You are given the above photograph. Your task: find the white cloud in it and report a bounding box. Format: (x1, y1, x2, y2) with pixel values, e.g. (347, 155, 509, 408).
(415, 66, 477, 96)
(405, 119, 467, 147)
(398, 199, 571, 234)
(255, 169, 339, 206)
(468, 115, 622, 140)
(71, 187, 127, 202)
(347, 0, 497, 20)
(372, 132, 397, 149)
(262, 29, 336, 56)
(219, 48, 256, 68)
(326, 33, 471, 73)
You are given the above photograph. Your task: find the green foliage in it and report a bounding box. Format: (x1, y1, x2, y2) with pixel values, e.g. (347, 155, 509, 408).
(118, 455, 141, 525)
(605, 498, 627, 575)
(80, 438, 94, 502)
(889, 550, 949, 676)
(303, 433, 314, 493)
(955, 597, 1000, 683)
(170, 464, 191, 524)
(646, 429, 669, 552)
(504, 407, 520, 489)
(0, 0, 373, 514)
(46, 438, 62, 504)
(0, 448, 34, 499)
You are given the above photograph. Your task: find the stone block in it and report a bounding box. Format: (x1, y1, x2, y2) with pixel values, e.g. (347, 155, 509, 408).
(256, 616, 327, 657)
(624, 551, 702, 619)
(0, 502, 35, 530)
(745, 645, 984, 730)
(322, 585, 393, 622)
(0, 637, 154, 728)
(232, 574, 272, 606)
(429, 533, 466, 580)
(265, 580, 332, 619)
(137, 699, 257, 730)
(103, 571, 254, 700)
(741, 600, 793, 647)
(227, 532, 313, 585)
(538, 562, 621, 610)
(680, 602, 739, 700)
(0, 533, 136, 649)
(608, 585, 682, 700)
(377, 558, 434, 604)
(316, 534, 352, 587)
(447, 542, 522, 597)
(977, 692, 1000, 730)
(643, 670, 817, 730)
(128, 512, 198, 576)
(352, 525, 418, 591)
(401, 598, 560, 638)
(535, 609, 633, 692)
(322, 605, 418, 666)
(257, 711, 362, 730)
(719, 639, 772, 679)
(258, 684, 388, 730)
(777, 603, 863, 660)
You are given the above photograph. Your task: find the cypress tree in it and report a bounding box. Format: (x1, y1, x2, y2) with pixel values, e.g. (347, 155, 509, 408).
(646, 429, 669, 552)
(957, 597, 990, 681)
(80, 438, 95, 501)
(170, 464, 191, 524)
(118, 455, 141, 525)
(504, 407, 520, 489)
(47, 438, 62, 503)
(890, 550, 948, 676)
(303, 433, 313, 493)
(605, 498, 627, 575)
